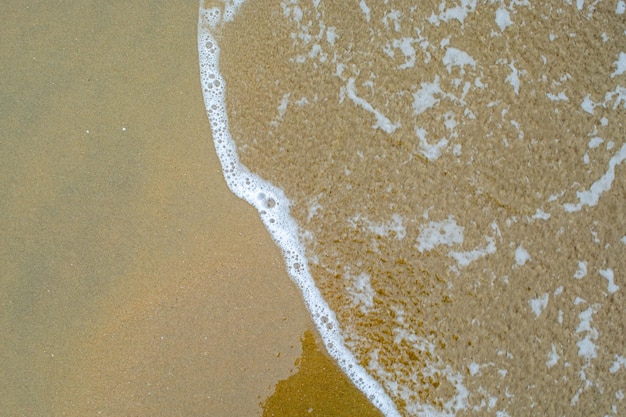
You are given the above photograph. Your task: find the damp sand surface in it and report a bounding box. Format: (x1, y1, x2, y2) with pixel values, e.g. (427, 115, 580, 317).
(0, 2, 379, 416)
(215, 1, 626, 416)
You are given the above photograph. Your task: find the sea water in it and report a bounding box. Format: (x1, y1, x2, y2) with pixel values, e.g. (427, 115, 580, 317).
(198, 1, 625, 416)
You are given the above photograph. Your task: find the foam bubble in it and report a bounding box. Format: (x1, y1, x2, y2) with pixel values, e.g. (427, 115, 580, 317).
(197, 5, 400, 417)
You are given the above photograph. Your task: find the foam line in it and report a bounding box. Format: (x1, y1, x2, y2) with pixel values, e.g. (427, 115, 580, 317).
(197, 5, 401, 417)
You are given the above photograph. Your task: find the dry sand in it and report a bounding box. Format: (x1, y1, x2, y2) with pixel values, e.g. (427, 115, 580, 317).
(0, 2, 379, 416)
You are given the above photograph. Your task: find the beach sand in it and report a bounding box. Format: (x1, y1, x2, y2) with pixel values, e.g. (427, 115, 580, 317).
(0, 2, 380, 416)
(216, 1, 625, 416)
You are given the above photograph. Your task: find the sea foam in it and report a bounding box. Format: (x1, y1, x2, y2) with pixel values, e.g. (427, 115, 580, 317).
(197, 5, 401, 417)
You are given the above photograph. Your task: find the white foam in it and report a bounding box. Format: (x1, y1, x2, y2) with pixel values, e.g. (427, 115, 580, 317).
(413, 76, 443, 115)
(599, 268, 619, 294)
(575, 305, 600, 360)
(514, 245, 530, 266)
(588, 136, 604, 148)
(366, 214, 407, 240)
(344, 78, 401, 134)
(546, 344, 559, 368)
(394, 37, 417, 69)
(495, 7, 512, 32)
(442, 47, 476, 75)
(563, 143, 626, 212)
(529, 293, 549, 318)
(349, 272, 375, 313)
(531, 208, 551, 220)
(449, 236, 497, 268)
(611, 52, 626, 77)
(428, 0, 477, 26)
(581, 94, 595, 114)
(546, 91, 568, 101)
(197, 5, 400, 416)
(610, 355, 626, 373)
(505, 61, 521, 95)
(468, 362, 481, 376)
(359, 0, 371, 22)
(574, 260, 588, 279)
(415, 126, 449, 161)
(416, 216, 464, 252)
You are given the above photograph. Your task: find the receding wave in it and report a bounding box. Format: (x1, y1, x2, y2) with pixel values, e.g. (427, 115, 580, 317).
(198, 1, 626, 416)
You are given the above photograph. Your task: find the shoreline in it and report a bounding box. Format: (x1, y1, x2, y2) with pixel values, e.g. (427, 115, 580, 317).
(0, 2, 380, 415)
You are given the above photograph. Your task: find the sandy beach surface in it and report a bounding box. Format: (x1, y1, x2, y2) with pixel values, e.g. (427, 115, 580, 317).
(214, 1, 625, 416)
(0, 2, 380, 416)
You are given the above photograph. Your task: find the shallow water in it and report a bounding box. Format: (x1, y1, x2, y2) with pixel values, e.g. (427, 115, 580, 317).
(202, 0, 626, 415)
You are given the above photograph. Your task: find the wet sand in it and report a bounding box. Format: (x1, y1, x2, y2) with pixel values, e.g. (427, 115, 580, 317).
(217, 1, 626, 416)
(0, 2, 380, 416)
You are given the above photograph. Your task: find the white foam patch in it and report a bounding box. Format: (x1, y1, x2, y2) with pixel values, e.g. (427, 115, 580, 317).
(529, 293, 549, 318)
(599, 268, 619, 294)
(610, 355, 626, 373)
(359, 0, 371, 22)
(495, 7, 512, 32)
(546, 92, 568, 101)
(371, 214, 406, 240)
(428, 0, 478, 26)
(442, 47, 476, 75)
(574, 260, 588, 279)
(449, 237, 497, 267)
(468, 362, 481, 376)
(350, 272, 375, 313)
(394, 37, 417, 69)
(352, 213, 407, 240)
(197, 7, 400, 417)
(575, 305, 600, 360)
(387, 326, 470, 416)
(514, 245, 530, 266)
(588, 137, 604, 148)
(577, 336, 597, 360)
(617, 1, 626, 14)
(344, 78, 401, 134)
(416, 216, 464, 252)
(415, 126, 449, 161)
(581, 94, 596, 114)
(546, 344, 560, 368)
(270, 92, 291, 127)
(326, 26, 338, 45)
(611, 52, 626, 77)
(505, 61, 521, 95)
(563, 144, 626, 212)
(413, 76, 444, 115)
(531, 209, 551, 220)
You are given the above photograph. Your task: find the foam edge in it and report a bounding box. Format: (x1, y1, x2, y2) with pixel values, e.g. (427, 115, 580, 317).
(197, 5, 401, 417)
